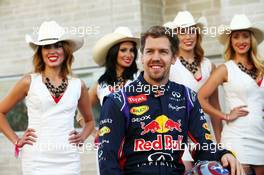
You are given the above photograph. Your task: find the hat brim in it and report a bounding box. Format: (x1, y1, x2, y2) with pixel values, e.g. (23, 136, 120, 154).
(26, 34, 84, 52)
(170, 21, 204, 30)
(92, 33, 140, 66)
(218, 26, 264, 45)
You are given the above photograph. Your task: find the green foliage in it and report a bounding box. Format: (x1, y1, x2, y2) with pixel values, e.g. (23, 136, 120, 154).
(7, 101, 28, 131)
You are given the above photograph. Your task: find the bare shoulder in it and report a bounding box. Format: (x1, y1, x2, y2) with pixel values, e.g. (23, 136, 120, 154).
(213, 64, 228, 82)
(90, 82, 99, 91)
(79, 80, 90, 94)
(17, 74, 32, 94)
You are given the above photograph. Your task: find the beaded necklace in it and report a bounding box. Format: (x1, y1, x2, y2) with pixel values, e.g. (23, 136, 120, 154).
(44, 77, 68, 98)
(179, 57, 199, 75)
(237, 62, 257, 80)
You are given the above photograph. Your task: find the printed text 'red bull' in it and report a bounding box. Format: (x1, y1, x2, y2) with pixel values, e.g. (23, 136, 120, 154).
(134, 134, 183, 151)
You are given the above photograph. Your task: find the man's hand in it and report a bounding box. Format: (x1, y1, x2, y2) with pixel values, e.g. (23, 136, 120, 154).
(221, 153, 245, 175)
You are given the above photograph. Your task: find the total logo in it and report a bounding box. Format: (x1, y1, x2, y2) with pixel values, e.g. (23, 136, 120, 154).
(140, 115, 181, 135)
(134, 134, 183, 151)
(127, 94, 147, 104)
(130, 105, 149, 116)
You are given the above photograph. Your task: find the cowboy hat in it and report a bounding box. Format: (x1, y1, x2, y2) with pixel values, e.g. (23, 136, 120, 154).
(163, 21, 174, 29)
(92, 26, 139, 66)
(218, 14, 264, 45)
(25, 21, 84, 52)
(170, 11, 205, 30)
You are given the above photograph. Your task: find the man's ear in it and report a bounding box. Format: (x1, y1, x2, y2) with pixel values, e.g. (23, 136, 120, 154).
(171, 54, 177, 65)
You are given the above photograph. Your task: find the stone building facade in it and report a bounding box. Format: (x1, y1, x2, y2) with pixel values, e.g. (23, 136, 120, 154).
(0, 0, 264, 174)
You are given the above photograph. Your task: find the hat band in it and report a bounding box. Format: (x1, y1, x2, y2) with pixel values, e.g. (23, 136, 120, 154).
(39, 38, 59, 42)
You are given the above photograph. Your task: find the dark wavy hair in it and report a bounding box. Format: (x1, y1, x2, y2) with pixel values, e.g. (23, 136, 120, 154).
(98, 41, 138, 85)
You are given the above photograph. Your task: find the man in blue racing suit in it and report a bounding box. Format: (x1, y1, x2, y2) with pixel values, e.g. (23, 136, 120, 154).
(98, 26, 244, 175)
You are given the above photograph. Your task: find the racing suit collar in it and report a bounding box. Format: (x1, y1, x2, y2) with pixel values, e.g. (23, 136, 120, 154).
(137, 71, 171, 97)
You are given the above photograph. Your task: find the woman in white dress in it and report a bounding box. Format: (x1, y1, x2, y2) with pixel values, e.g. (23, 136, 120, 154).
(165, 11, 222, 171)
(198, 14, 264, 175)
(0, 21, 95, 175)
(77, 26, 139, 126)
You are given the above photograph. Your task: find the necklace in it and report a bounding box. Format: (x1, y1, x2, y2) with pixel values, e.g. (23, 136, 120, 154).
(237, 62, 257, 80)
(180, 57, 199, 75)
(44, 77, 68, 98)
(116, 76, 125, 87)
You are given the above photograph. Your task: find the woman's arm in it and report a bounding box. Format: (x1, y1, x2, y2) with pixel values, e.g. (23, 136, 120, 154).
(76, 82, 98, 127)
(199, 64, 249, 122)
(198, 64, 228, 120)
(207, 63, 223, 143)
(0, 75, 36, 146)
(69, 80, 95, 145)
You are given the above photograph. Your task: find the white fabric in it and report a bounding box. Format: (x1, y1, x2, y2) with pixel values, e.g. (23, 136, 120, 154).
(22, 73, 81, 175)
(170, 57, 212, 92)
(97, 72, 140, 105)
(169, 57, 214, 161)
(221, 60, 264, 165)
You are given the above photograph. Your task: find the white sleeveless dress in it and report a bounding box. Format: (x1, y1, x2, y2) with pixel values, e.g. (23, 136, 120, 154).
(22, 73, 81, 175)
(170, 58, 214, 161)
(221, 60, 264, 165)
(170, 57, 212, 92)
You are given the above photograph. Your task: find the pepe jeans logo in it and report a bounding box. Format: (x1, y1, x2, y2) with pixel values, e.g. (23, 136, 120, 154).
(130, 105, 149, 116)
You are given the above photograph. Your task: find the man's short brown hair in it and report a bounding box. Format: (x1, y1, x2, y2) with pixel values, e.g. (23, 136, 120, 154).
(140, 26, 179, 56)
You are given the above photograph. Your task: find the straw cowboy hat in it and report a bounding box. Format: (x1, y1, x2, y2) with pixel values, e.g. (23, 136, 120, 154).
(168, 11, 206, 30)
(92, 26, 139, 66)
(218, 14, 264, 45)
(25, 21, 84, 52)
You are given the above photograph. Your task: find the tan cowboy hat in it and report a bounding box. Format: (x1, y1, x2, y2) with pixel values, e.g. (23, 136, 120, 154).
(170, 11, 206, 30)
(92, 26, 139, 66)
(218, 14, 264, 45)
(25, 21, 84, 52)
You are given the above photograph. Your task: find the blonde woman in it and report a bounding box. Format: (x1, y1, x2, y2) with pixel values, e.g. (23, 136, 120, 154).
(198, 14, 264, 174)
(166, 11, 222, 171)
(0, 21, 94, 175)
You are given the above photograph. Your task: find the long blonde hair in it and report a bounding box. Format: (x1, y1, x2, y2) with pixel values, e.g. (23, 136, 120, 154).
(32, 41, 74, 78)
(224, 31, 264, 76)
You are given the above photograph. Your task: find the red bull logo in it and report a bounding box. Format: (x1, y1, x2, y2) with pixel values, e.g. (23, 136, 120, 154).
(130, 105, 149, 116)
(134, 134, 183, 151)
(127, 94, 147, 104)
(140, 115, 182, 135)
(141, 121, 161, 135)
(164, 119, 182, 132)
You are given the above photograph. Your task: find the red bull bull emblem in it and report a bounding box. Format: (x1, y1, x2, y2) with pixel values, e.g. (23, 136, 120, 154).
(130, 105, 149, 116)
(140, 115, 182, 135)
